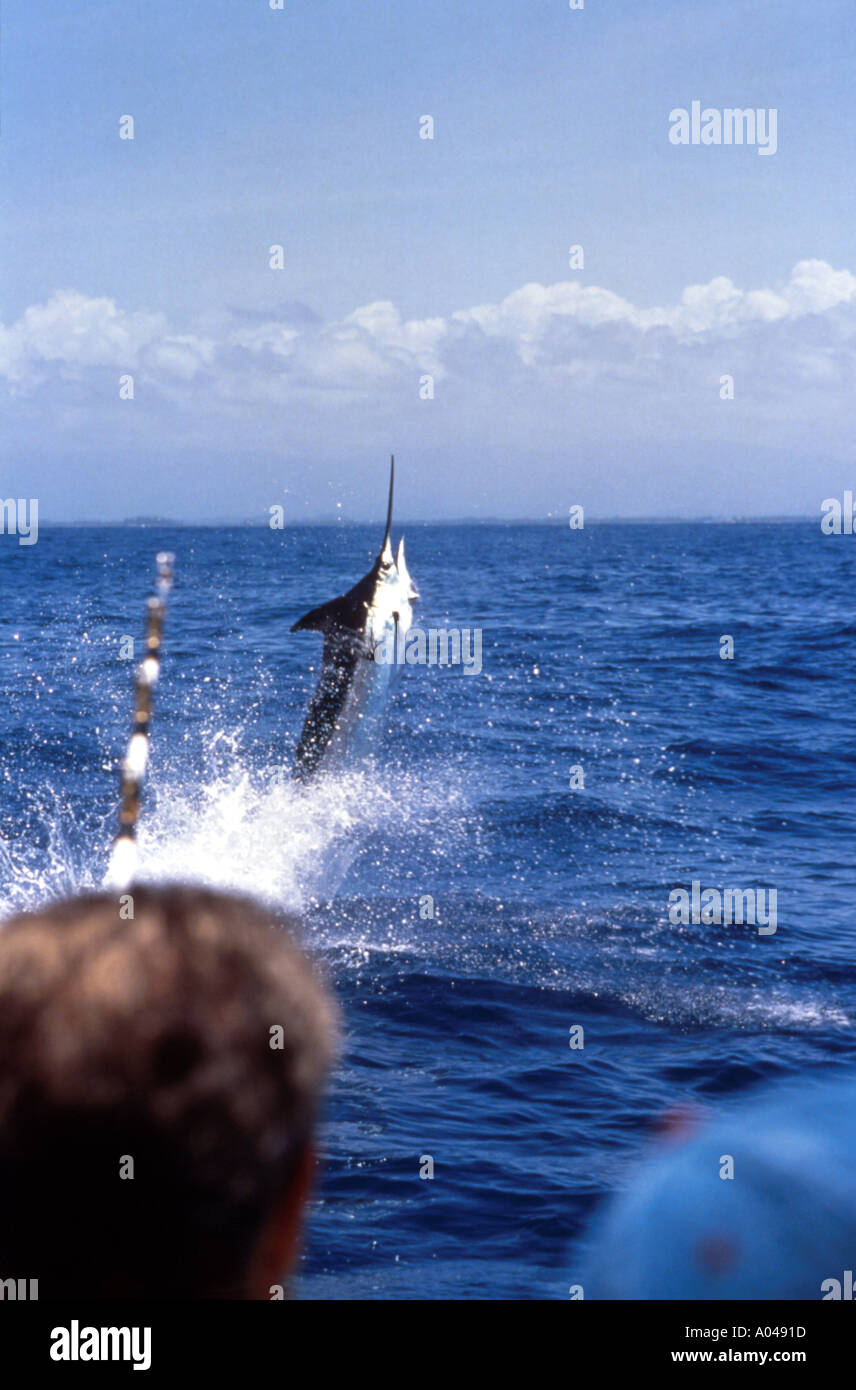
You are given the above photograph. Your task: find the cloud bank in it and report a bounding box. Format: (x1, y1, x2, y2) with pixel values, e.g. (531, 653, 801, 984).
(2, 260, 854, 519)
(2, 259, 854, 396)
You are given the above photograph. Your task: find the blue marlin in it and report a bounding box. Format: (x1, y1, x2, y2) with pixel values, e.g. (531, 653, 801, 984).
(291, 456, 419, 782)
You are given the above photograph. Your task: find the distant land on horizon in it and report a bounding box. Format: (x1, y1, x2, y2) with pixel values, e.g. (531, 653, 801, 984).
(39, 514, 823, 529)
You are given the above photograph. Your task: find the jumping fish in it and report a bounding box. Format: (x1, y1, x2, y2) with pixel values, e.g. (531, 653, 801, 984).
(291, 457, 418, 781)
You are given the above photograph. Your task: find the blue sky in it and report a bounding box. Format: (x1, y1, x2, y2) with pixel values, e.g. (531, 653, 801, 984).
(1, 0, 854, 520)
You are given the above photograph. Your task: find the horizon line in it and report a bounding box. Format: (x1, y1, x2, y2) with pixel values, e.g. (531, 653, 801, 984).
(35, 513, 825, 528)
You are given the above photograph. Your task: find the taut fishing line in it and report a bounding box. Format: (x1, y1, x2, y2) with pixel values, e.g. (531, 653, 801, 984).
(104, 551, 175, 892)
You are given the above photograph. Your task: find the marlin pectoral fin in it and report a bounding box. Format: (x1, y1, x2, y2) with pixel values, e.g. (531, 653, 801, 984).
(291, 594, 352, 633)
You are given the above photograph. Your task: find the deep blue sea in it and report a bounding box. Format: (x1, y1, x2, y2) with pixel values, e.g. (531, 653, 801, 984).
(1, 521, 854, 1299)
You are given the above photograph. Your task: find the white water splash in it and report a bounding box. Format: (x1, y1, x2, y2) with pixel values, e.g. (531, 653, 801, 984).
(0, 784, 103, 920)
(133, 764, 391, 909)
(0, 739, 469, 925)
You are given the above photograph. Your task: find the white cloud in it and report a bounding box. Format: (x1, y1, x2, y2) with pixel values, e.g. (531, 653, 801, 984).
(452, 259, 856, 349)
(344, 301, 447, 366)
(2, 260, 855, 398)
(0, 290, 213, 387)
(0, 291, 159, 383)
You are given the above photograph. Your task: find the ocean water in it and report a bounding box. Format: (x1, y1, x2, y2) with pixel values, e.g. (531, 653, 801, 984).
(0, 520, 854, 1299)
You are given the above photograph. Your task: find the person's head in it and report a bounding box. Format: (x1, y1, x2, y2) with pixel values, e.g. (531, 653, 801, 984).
(581, 1075, 856, 1300)
(0, 884, 337, 1298)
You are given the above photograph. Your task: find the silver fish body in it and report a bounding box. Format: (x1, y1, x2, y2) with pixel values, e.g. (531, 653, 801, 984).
(291, 458, 418, 782)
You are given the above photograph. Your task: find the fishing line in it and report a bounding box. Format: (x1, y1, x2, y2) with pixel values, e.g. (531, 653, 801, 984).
(104, 552, 175, 892)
